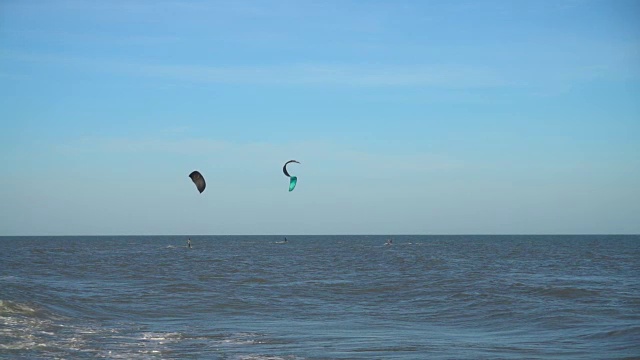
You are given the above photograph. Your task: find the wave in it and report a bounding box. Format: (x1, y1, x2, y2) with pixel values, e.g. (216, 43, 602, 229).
(1, 301, 299, 359)
(0, 299, 38, 315)
(508, 282, 603, 300)
(240, 277, 271, 285)
(537, 286, 602, 299)
(0, 299, 83, 353)
(233, 356, 301, 360)
(580, 325, 640, 340)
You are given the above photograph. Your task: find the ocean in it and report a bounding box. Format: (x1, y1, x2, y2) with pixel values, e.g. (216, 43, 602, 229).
(1, 235, 638, 359)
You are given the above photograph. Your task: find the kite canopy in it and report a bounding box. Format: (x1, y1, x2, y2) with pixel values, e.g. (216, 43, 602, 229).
(189, 171, 206, 193)
(282, 160, 300, 191)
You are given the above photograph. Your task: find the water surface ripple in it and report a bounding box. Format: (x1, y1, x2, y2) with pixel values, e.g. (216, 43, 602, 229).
(1, 235, 638, 359)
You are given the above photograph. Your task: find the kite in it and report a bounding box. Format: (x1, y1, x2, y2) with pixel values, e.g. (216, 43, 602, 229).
(282, 160, 300, 192)
(189, 171, 206, 193)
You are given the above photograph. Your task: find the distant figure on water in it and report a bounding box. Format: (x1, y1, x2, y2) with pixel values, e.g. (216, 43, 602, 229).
(284, 237, 288, 243)
(385, 238, 393, 246)
(187, 238, 192, 249)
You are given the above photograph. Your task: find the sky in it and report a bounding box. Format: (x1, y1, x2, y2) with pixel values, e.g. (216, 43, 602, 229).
(1, 0, 639, 236)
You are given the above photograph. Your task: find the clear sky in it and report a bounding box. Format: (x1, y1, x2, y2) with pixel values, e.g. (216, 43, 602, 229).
(1, 0, 639, 235)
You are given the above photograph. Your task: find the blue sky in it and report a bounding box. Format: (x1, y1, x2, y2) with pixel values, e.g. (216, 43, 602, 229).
(1, 0, 639, 235)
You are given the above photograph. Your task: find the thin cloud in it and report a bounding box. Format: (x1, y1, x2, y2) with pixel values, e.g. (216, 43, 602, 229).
(1, 49, 506, 88)
(4, 43, 637, 91)
(136, 62, 508, 88)
(58, 136, 228, 155)
(56, 135, 464, 179)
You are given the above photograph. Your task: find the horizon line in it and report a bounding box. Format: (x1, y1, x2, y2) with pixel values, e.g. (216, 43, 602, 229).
(1, 233, 638, 237)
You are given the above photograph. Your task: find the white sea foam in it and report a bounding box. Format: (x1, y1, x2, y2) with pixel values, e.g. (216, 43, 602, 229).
(0, 299, 37, 314)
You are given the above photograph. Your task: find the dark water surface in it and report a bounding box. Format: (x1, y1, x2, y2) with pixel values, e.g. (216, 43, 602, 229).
(1, 235, 639, 359)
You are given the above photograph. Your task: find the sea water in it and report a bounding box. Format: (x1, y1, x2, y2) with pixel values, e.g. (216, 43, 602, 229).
(1, 235, 639, 359)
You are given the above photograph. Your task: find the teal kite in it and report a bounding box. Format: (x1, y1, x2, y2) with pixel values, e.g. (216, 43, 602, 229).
(283, 160, 300, 191)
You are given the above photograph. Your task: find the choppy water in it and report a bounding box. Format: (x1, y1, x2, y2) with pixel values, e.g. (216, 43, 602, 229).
(1, 235, 639, 359)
